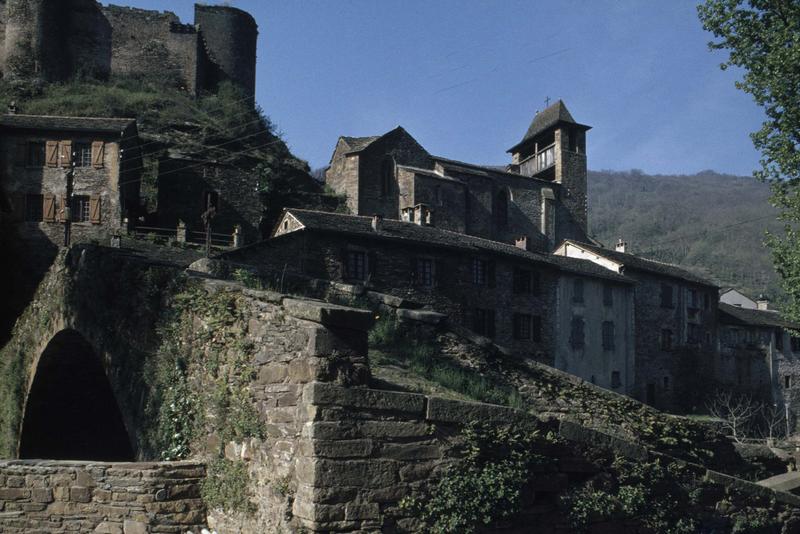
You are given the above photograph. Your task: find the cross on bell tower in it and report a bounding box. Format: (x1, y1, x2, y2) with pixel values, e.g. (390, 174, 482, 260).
(544, 96, 551, 107)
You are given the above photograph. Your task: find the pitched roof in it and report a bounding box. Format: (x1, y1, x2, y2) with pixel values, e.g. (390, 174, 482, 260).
(340, 135, 380, 153)
(0, 114, 136, 134)
(270, 209, 633, 284)
(507, 100, 590, 153)
(562, 240, 716, 287)
(719, 303, 799, 330)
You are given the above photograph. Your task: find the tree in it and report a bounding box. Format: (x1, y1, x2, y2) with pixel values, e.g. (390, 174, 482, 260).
(706, 390, 760, 443)
(698, 0, 800, 321)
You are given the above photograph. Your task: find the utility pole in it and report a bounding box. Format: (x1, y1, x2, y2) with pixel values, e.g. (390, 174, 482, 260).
(62, 168, 74, 247)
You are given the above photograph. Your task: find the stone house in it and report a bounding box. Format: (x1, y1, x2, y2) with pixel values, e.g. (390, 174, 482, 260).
(222, 208, 637, 393)
(555, 239, 719, 411)
(324, 100, 590, 252)
(718, 302, 800, 432)
(0, 114, 142, 248)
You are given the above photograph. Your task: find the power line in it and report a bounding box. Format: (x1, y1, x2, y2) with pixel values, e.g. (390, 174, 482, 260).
(637, 214, 778, 255)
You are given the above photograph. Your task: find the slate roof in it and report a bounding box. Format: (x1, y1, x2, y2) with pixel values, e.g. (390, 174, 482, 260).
(719, 303, 799, 330)
(507, 100, 590, 153)
(0, 114, 136, 134)
(275, 209, 633, 284)
(562, 240, 717, 287)
(340, 135, 380, 153)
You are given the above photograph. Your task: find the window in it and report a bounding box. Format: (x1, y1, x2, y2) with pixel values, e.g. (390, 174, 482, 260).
(776, 330, 784, 350)
(611, 371, 621, 389)
(570, 316, 585, 349)
(346, 250, 367, 281)
(380, 156, 395, 198)
(513, 313, 531, 340)
(75, 143, 92, 167)
(603, 284, 613, 307)
(785, 375, 792, 389)
(688, 324, 702, 344)
(473, 308, 495, 338)
(472, 258, 490, 286)
(494, 189, 509, 228)
(661, 329, 673, 351)
(27, 142, 45, 167)
(704, 293, 710, 310)
(71, 195, 90, 222)
(792, 337, 800, 352)
(415, 257, 434, 287)
(532, 315, 542, 342)
(513, 268, 531, 294)
(25, 194, 43, 222)
(660, 283, 673, 308)
(688, 289, 699, 309)
(602, 321, 615, 351)
(573, 278, 584, 303)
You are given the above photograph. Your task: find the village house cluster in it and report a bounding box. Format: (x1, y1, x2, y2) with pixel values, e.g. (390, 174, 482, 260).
(0, 55, 796, 423)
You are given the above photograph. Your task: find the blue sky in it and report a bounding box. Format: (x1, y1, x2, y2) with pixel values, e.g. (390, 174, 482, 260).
(114, 1, 764, 176)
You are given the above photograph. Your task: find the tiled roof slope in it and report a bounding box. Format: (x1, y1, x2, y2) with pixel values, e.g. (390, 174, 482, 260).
(719, 303, 799, 330)
(563, 240, 716, 287)
(508, 100, 591, 153)
(278, 209, 633, 284)
(0, 114, 136, 134)
(340, 135, 380, 153)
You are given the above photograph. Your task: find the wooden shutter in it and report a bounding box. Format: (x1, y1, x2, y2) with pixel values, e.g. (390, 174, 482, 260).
(91, 141, 105, 168)
(60, 140, 72, 167)
(14, 142, 26, 167)
(89, 195, 101, 224)
(59, 195, 68, 222)
(46, 141, 59, 167)
(43, 194, 56, 222)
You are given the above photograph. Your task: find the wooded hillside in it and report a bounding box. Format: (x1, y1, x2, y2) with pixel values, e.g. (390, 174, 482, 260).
(588, 169, 783, 303)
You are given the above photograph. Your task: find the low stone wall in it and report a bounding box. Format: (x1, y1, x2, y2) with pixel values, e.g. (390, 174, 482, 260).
(0, 460, 206, 533)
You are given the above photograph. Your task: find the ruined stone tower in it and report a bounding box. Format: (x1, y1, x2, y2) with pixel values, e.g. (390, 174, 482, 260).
(0, 0, 258, 97)
(507, 100, 591, 238)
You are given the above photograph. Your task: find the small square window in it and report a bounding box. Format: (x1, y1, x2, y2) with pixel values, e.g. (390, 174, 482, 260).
(513, 313, 531, 340)
(71, 195, 90, 222)
(472, 258, 487, 286)
(785, 375, 792, 389)
(346, 250, 367, 281)
(416, 258, 434, 287)
(75, 143, 92, 167)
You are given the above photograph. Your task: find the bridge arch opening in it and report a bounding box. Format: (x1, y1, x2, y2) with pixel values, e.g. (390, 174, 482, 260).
(19, 329, 134, 461)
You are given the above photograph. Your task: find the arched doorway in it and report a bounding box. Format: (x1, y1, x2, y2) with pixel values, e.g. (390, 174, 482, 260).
(19, 330, 134, 461)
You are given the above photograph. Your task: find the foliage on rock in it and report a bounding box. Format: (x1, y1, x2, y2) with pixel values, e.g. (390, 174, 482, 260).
(401, 421, 555, 533)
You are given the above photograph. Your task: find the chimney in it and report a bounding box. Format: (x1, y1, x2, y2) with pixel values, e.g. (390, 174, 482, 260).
(371, 214, 383, 232)
(757, 294, 770, 311)
(414, 204, 432, 226)
(7, 101, 16, 115)
(615, 238, 628, 254)
(515, 236, 528, 251)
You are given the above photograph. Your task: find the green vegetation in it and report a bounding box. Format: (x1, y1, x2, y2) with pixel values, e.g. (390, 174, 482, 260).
(369, 316, 524, 408)
(698, 1, 800, 321)
(0, 75, 340, 227)
(401, 421, 555, 534)
(589, 169, 784, 302)
(201, 457, 256, 516)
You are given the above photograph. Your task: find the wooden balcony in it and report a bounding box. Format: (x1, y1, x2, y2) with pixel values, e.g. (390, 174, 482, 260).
(519, 143, 555, 177)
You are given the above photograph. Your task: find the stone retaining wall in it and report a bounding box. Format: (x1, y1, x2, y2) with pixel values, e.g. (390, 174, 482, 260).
(0, 460, 206, 533)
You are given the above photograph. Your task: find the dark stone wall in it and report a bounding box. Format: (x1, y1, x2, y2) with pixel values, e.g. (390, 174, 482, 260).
(0, 2, 257, 96)
(225, 230, 559, 363)
(194, 4, 258, 96)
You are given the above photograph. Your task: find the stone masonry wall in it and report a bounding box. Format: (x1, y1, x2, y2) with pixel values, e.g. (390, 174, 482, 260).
(0, 460, 206, 533)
